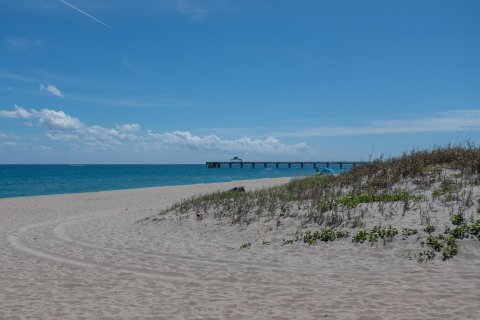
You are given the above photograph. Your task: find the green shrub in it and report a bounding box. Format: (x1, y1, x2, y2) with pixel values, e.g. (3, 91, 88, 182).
(425, 234, 459, 260)
(418, 250, 436, 263)
(424, 225, 435, 234)
(352, 225, 398, 245)
(468, 220, 480, 239)
(368, 232, 379, 245)
(442, 236, 458, 260)
(336, 230, 350, 239)
(402, 228, 418, 237)
(449, 225, 468, 239)
(371, 225, 398, 240)
(352, 230, 368, 243)
(240, 242, 251, 249)
(451, 214, 464, 225)
(303, 229, 350, 245)
(426, 234, 445, 252)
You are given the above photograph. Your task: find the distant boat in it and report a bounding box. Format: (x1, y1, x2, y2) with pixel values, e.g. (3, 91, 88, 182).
(230, 156, 243, 162)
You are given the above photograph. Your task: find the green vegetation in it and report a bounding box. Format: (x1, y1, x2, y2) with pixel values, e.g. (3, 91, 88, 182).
(240, 242, 251, 249)
(402, 228, 418, 237)
(302, 229, 350, 245)
(442, 238, 458, 260)
(425, 234, 445, 252)
(423, 233, 458, 260)
(352, 230, 369, 244)
(448, 220, 480, 240)
(421, 219, 480, 260)
(451, 214, 465, 226)
(143, 145, 480, 263)
(424, 225, 435, 234)
(154, 145, 480, 228)
(351, 225, 399, 245)
(417, 250, 436, 263)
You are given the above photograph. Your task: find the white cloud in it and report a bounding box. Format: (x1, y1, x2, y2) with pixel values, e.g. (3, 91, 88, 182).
(40, 83, 64, 97)
(0, 105, 32, 119)
(0, 106, 308, 156)
(116, 123, 140, 133)
(276, 109, 480, 137)
(147, 130, 307, 154)
(0, 105, 81, 130)
(34, 109, 82, 130)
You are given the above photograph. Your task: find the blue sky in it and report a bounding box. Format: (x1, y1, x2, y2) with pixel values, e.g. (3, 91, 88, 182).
(0, 0, 479, 163)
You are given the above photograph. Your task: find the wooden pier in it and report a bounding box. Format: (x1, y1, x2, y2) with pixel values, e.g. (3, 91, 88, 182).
(206, 161, 367, 169)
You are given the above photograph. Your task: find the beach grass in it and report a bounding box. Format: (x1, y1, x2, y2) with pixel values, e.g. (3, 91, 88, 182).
(146, 144, 480, 262)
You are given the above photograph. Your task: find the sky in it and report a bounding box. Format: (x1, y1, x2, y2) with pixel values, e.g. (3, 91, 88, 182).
(0, 0, 479, 164)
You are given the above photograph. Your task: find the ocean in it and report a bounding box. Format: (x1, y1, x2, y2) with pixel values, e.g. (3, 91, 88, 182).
(0, 164, 351, 199)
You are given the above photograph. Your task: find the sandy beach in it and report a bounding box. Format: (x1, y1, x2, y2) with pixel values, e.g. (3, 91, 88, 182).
(1, 176, 479, 319)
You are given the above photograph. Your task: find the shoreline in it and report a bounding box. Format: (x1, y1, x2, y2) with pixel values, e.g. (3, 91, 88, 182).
(0, 175, 296, 201)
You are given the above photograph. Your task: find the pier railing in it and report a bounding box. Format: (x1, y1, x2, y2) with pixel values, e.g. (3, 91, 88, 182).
(206, 161, 368, 169)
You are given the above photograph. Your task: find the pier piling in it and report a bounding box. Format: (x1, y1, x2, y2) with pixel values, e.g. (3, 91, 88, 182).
(206, 161, 367, 169)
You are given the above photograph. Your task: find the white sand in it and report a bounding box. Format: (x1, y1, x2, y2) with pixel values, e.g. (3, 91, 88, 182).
(1, 177, 479, 319)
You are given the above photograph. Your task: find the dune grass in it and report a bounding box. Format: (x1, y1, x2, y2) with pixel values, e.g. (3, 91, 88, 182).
(158, 145, 479, 223)
(147, 144, 480, 261)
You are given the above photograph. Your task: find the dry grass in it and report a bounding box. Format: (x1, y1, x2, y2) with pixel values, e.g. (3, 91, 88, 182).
(148, 144, 480, 226)
(143, 144, 480, 261)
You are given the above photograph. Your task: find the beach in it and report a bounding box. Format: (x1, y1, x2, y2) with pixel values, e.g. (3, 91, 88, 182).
(1, 176, 479, 320)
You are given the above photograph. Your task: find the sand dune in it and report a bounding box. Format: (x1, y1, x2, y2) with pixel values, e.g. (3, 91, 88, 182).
(1, 177, 479, 319)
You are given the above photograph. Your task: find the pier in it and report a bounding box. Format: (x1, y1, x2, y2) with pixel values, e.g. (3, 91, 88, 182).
(206, 161, 368, 169)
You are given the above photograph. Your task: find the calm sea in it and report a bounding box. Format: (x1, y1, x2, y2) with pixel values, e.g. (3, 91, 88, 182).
(0, 164, 351, 199)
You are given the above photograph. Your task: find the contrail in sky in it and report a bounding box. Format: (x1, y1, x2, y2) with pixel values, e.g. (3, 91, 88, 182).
(59, 0, 112, 29)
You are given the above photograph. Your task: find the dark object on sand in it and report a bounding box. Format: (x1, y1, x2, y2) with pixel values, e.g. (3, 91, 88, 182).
(230, 186, 245, 192)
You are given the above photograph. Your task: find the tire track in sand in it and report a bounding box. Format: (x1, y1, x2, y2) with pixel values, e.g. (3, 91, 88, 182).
(7, 209, 325, 289)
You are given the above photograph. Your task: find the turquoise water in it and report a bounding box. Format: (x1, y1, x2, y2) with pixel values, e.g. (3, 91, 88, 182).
(0, 164, 351, 199)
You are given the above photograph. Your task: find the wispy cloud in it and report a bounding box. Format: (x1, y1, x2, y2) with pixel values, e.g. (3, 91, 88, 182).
(40, 83, 64, 97)
(69, 94, 193, 108)
(59, 0, 112, 29)
(0, 71, 39, 83)
(275, 110, 480, 137)
(168, 0, 209, 21)
(5, 37, 43, 52)
(121, 55, 142, 74)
